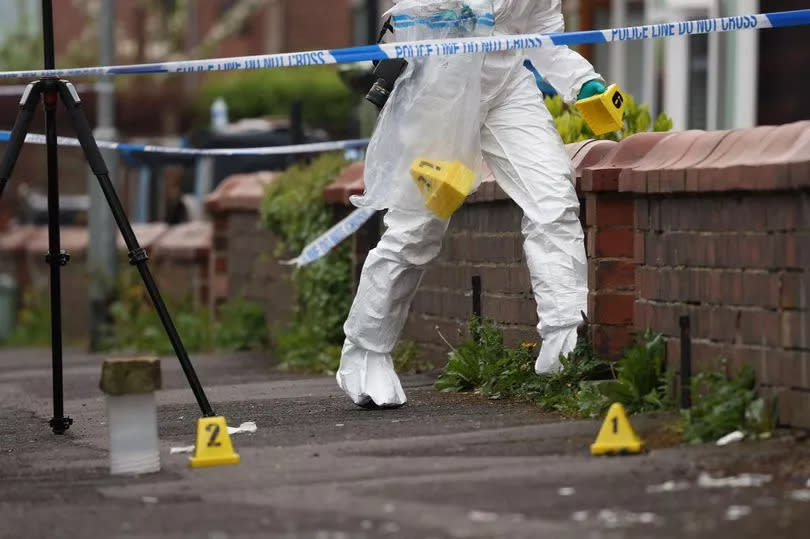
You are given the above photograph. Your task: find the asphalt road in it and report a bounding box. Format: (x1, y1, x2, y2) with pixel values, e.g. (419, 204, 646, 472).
(1, 348, 808, 538)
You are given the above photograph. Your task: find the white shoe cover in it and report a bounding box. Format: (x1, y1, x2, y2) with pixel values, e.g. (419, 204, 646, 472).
(535, 325, 579, 375)
(336, 341, 407, 408)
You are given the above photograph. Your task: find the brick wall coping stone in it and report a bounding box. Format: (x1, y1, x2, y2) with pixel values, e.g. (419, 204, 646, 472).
(323, 141, 621, 207)
(151, 221, 212, 261)
(580, 132, 673, 193)
(0, 225, 37, 254)
(116, 223, 169, 252)
(205, 171, 278, 214)
(467, 140, 621, 203)
(3, 223, 197, 260)
(630, 130, 729, 194)
(620, 121, 810, 193)
(323, 162, 365, 205)
(26, 226, 88, 256)
(571, 139, 618, 173)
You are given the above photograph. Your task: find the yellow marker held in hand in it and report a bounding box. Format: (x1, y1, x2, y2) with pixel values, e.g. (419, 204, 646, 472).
(410, 159, 476, 220)
(575, 83, 626, 136)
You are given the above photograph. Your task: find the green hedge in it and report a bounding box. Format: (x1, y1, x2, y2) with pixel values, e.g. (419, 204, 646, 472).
(197, 67, 353, 136)
(260, 153, 354, 374)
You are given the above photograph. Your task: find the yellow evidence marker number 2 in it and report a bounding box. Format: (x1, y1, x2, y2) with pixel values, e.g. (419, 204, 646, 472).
(590, 403, 646, 456)
(190, 416, 241, 468)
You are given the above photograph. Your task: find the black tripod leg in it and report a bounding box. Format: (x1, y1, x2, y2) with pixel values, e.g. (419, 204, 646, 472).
(0, 82, 43, 198)
(41, 79, 73, 435)
(56, 81, 215, 417)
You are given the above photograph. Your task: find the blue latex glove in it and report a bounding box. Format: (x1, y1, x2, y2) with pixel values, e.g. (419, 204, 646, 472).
(577, 80, 607, 100)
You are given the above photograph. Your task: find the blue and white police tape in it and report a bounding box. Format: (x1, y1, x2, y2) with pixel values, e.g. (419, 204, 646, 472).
(0, 128, 373, 266)
(284, 207, 377, 268)
(0, 130, 369, 157)
(0, 10, 806, 80)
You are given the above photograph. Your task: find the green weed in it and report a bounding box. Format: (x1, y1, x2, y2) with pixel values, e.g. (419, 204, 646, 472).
(3, 288, 51, 347)
(681, 365, 776, 444)
(393, 341, 434, 375)
(436, 319, 671, 419)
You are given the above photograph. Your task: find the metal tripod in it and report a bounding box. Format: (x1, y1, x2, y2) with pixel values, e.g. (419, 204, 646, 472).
(0, 0, 215, 434)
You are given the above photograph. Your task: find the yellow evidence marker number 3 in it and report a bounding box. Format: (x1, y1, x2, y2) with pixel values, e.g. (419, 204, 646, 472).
(590, 403, 646, 456)
(190, 416, 241, 468)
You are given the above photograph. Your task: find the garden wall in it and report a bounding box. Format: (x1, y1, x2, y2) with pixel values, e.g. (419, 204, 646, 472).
(325, 122, 810, 428)
(622, 124, 810, 428)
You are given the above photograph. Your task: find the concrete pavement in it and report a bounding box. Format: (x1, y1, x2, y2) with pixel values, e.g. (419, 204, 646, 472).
(1, 348, 808, 538)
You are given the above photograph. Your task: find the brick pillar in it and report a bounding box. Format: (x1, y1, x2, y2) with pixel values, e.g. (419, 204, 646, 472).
(151, 221, 212, 311)
(210, 212, 230, 313)
(580, 133, 671, 358)
(205, 172, 290, 328)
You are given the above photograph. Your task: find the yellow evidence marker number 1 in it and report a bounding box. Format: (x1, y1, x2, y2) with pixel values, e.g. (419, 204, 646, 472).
(190, 416, 241, 468)
(590, 403, 646, 456)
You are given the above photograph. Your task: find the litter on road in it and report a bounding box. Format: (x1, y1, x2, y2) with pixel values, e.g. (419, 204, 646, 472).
(227, 421, 258, 435)
(697, 472, 772, 488)
(725, 505, 752, 521)
(646, 480, 691, 493)
(716, 430, 745, 446)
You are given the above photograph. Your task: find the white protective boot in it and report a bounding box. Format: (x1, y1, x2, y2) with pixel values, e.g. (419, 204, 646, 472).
(534, 324, 580, 374)
(337, 208, 448, 408)
(336, 341, 407, 408)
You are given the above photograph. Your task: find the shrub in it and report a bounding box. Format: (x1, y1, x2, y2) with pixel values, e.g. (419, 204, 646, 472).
(213, 297, 269, 352)
(197, 67, 353, 136)
(260, 153, 354, 373)
(102, 269, 267, 355)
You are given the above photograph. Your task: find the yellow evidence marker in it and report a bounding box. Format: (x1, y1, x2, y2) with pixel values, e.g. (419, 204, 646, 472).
(189, 416, 241, 468)
(590, 403, 646, 456)
(575, 83, 626, 136)
(410, 158, 476, 220)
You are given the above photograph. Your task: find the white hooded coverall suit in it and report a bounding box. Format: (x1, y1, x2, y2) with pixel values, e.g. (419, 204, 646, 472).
(338, 0, 603, 407)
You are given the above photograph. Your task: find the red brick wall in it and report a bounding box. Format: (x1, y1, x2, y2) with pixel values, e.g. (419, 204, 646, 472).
(405, 195, 535, 355)
(283, 0, 353, 52)
(323, 123, 810, 428)
(622, 123, 810, 428)
(398, 140, 622, 355)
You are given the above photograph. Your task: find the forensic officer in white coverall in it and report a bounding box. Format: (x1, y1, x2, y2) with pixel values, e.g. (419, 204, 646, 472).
(338, 0, 609, 408)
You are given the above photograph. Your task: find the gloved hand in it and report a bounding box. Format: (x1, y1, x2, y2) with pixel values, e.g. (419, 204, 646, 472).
(577, 80, 607, 100)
